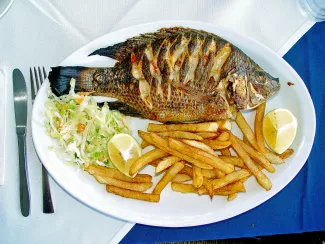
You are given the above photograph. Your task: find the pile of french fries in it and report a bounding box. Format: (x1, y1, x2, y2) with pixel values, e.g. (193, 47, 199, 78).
(85, 102, 295, 203)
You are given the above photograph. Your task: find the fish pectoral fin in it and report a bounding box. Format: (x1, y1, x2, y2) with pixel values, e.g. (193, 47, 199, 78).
(172, 82, 217, 104)
(98, 101, 144, 118)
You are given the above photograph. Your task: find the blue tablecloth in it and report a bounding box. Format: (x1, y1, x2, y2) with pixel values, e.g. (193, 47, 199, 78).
(121, 22, 325, 243)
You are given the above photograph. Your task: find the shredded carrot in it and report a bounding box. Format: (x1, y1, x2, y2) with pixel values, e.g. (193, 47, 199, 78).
(75, 96, 84, 104)
(77, 123, 86, 133)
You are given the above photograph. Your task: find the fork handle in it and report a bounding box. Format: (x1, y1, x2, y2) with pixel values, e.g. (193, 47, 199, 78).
(18, 134, 30, 217)
(42, 165, 54, 213)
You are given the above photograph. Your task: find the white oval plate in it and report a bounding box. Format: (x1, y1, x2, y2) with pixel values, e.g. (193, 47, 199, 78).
(32, 21, 316, 227)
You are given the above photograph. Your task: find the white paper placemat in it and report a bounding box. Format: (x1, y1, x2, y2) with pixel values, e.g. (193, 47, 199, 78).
(0, 68, 6, 185)
(0, 0, 314, 243)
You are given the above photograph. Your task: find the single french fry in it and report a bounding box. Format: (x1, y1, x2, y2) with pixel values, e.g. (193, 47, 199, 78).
(171, 173, 192, 183)
(211, 169, 250, 190)
(227, 193, 238, 201)
(129, 149, 168, 177)
(218, 120, 232, 130)
(141, 140, 151, 149)
(95, 175, 152, 192)
(202, 169, 218, 179)
(229, 133, 272, 190)
(171, 183, 198, 194)
(219, 156, 245, 168)
(203, 139, 232, 150)
(256, 164, 264, 171)
(181, 139, 216, 155)
(240, 175, 252, 183)
(153, 162, 185, 195)
(217, 131, 230, 141)
(85, 165, 152, 183)
(139, 130, 154, 143)
(216, 181, 246, 193)
(263, 149, 285, 164)
(168, 138, 234, 173)
(236, 111, 259, 151)
(214, 169, 226, 178)
(106, 185, 160, 203)
(149, 133, 213, 169)
(201, 169, 225, 179)
(155, 156, 180, 174)
(193, 166, 204, 188)
(220, 148, 232, 156)
(236, 138, 276, 173)
(279, 148, 294, 160)
(255, 102, 267, 152)
(203, 178, 214, 198)
(243, 136, 253, 148)
(203, 168, 225, 180)
(149, 159, 160, 167)
(198, 181, 246, 195)
(148, 122, 219, 132)
(157, 131, 204, 141)
(196, 132, 219, 139)
(179, 165, 193, 177)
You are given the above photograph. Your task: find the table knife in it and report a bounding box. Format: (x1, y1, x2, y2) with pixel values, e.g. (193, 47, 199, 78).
(13, 69, 30, 217)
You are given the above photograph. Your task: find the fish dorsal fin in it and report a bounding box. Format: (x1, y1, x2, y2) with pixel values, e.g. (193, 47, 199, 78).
(89, 27, 188, 61)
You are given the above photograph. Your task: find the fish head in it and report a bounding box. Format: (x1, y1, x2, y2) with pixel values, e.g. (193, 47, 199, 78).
(231, 67, 280, 110)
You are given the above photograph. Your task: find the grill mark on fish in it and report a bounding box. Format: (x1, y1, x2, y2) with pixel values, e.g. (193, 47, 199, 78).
(183, 37, 203, 85)
(131, 54, 153, 109)
(161, 40, 173, 101)
(199, 38, 217, 92)
(209, 43, 232, 85)
(171, 35, 191, 67)
(144, 45, 164, 99)
(141, 52, 152, 84)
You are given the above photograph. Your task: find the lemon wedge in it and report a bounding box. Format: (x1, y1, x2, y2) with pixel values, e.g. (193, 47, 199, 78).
(263, 108, 297, 154)
(108, 133, 142, 176)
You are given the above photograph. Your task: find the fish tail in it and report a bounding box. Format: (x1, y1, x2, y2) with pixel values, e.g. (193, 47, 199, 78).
(49, 66, 144, 118)
(48, 66, 115, 96)
(49, 66, 84, 96)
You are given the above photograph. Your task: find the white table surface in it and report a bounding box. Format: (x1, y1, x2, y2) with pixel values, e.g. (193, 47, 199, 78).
(0, 0, 314, 243)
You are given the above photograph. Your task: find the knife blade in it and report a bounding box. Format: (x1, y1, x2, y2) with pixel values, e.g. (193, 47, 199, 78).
(13, 69, 30, 217)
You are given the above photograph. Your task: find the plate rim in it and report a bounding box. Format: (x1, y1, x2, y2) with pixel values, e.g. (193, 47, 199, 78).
(0, 0, 14, 19)
(32, 20, 316, 227)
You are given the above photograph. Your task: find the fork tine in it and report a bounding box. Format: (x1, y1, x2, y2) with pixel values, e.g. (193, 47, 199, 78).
(30, 68, 37, 100)
(33, 67, 41, 91)
(43, 67, 47, 79)
(38, 67, 44, 85)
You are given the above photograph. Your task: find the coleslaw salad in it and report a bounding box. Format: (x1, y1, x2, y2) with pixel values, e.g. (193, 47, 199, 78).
(44, 79, 130, 168)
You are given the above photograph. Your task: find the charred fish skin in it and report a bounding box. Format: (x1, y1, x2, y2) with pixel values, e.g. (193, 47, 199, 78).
(49, 27, 280, 123)
(89, 27, 280, 109)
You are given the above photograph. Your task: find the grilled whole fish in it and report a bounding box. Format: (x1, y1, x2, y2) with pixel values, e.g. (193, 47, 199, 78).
(49, 27, 280, 122)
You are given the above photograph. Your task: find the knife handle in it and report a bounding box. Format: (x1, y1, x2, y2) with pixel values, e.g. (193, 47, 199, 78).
(18, 134, 30, 217)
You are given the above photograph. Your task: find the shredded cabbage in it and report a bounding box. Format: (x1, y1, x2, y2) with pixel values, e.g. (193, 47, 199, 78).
(44, 79, 130, 168)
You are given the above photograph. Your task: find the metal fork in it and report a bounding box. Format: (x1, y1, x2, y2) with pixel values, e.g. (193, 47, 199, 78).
(30, 67, 54, 214)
